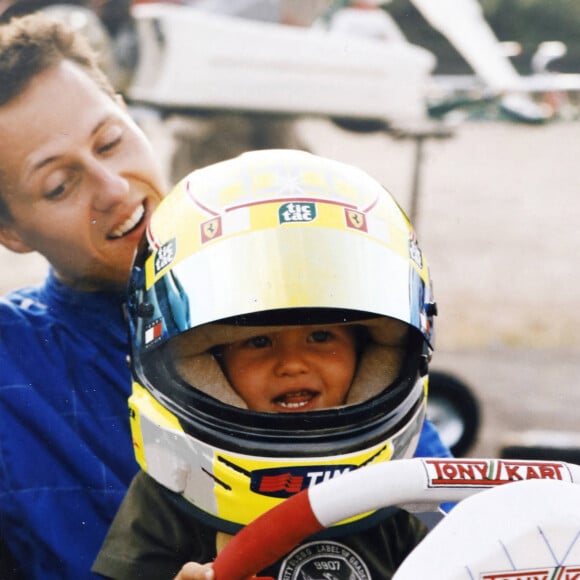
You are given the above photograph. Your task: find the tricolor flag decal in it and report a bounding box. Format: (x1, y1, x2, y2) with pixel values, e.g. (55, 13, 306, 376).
(144, 319, 163, 345)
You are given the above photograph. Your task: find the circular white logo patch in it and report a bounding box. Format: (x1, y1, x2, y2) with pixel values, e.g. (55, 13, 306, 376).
(278, 540, 371, 580)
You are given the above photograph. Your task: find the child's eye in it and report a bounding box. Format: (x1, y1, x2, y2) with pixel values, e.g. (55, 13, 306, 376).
(309, 330, 332, 343)
(247, 335, 272, 349)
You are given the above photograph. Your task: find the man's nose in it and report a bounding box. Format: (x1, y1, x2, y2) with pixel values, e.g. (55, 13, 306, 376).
(90, 162, 130, 211)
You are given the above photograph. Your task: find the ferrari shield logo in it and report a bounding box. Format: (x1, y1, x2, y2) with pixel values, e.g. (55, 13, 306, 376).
(201, 217, 222, 243)
(344, 208, 367, 232)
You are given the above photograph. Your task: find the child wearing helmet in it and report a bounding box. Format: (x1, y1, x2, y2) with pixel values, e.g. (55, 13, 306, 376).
(93, 149, 443, 579)
(214, 324, 361, 412)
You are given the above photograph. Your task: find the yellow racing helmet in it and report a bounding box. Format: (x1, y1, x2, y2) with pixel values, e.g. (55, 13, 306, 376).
(126, 149, 437, 534)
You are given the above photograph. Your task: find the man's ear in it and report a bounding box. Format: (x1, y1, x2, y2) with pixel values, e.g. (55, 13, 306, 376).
(0, 224, 33, 254)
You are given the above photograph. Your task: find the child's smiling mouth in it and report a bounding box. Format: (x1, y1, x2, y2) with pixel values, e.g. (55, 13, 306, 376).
(273, 389, 319, 410)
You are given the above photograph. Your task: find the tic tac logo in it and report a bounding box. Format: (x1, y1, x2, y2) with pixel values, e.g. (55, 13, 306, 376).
(154, 238, 176, 274)
(250, 465, 354, 498)
(424, 459, 569, 487)
(482, 566, 580, 580)
(278, 202, 316, 224)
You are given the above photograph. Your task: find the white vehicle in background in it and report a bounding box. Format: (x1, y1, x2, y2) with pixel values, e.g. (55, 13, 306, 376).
(127, 1, 436, 130)
(126, 0, 580, 124)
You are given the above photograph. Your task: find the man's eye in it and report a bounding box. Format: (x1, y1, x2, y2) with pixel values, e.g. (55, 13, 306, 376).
(97, 123, 124, 154)
(247, 336, 271, 348)
(310, 330, 331, 343)
(44, 183, 66, 200)
(98, 136, 121, 154)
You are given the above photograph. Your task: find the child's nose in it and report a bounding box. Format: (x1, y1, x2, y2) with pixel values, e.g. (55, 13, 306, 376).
(273, 348, 309, 376)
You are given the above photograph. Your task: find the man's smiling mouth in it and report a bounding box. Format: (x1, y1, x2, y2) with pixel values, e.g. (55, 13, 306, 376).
(273, 390, 319, 410)
(108, 204, 145, 239)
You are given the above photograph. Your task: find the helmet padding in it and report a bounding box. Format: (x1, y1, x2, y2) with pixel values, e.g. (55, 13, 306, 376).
(169, 316, 408, 409)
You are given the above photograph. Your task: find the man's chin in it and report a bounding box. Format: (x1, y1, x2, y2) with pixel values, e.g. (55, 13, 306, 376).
(54, 267, 130, 293)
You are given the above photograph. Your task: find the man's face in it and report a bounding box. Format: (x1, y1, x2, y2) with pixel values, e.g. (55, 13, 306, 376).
(0, 60, 166, 291)
(220, 325, 358, 412)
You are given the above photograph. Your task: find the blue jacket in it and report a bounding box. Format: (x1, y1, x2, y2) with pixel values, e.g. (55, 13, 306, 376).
(416, 415, 452, 459)
(0, 271, 138, 579)
(0, 270, 450, 578)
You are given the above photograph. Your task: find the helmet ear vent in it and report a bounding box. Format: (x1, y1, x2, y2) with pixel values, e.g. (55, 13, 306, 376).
(137, 303, 155, 318)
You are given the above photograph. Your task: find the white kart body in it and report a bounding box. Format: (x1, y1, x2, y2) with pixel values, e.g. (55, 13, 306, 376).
(128, 3, 436, 127)
(394, 478, 580, 579)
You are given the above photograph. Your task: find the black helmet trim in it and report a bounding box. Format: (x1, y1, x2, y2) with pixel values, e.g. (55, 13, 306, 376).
(133, 328, 426, 457)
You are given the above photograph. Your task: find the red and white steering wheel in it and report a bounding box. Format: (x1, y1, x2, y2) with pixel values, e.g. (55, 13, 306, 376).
(212, 457, 580, 579)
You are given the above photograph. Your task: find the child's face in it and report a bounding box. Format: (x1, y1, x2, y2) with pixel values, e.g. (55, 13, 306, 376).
(221, 325, 357, 413)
